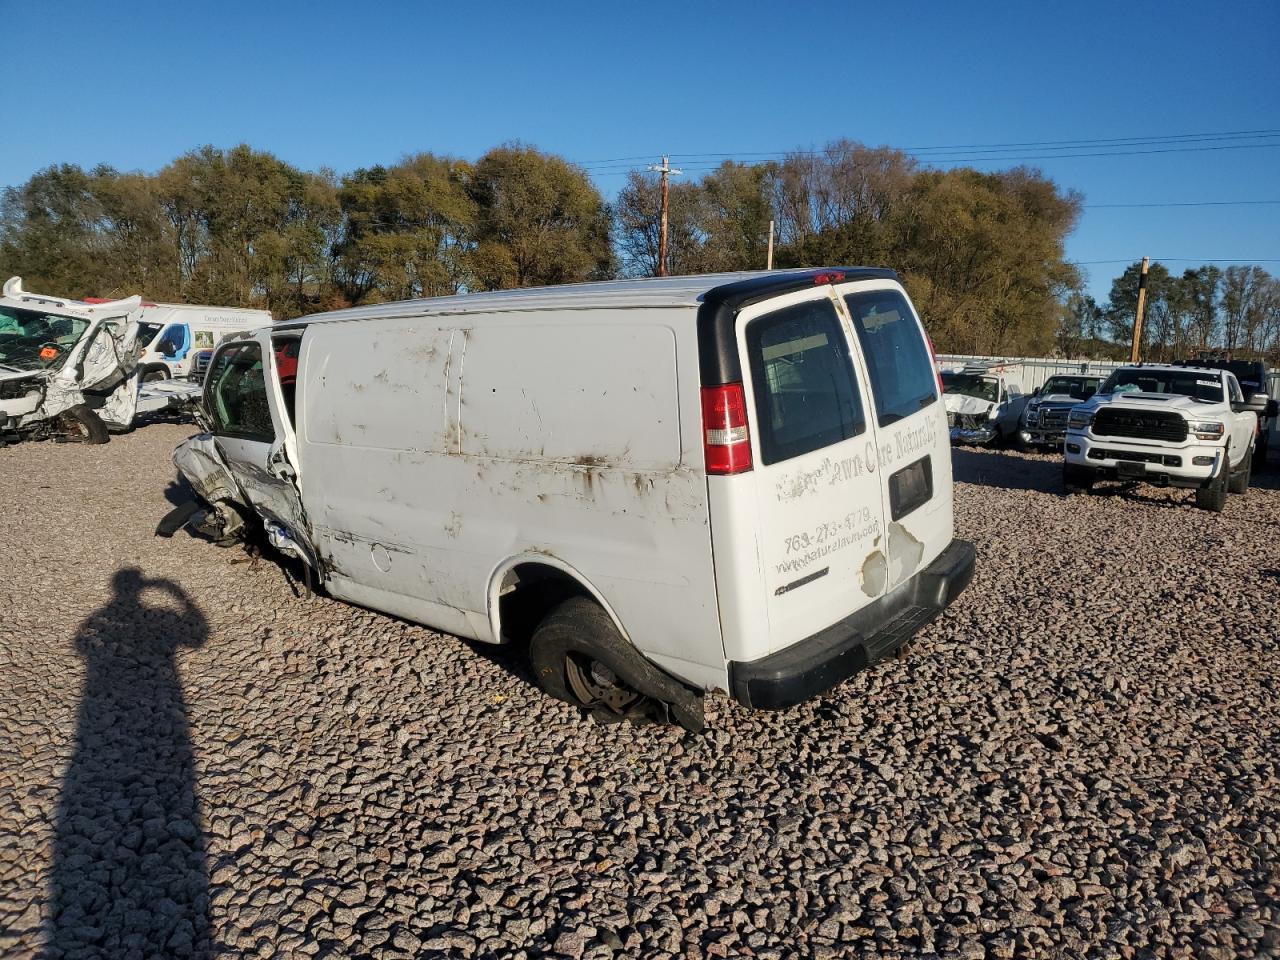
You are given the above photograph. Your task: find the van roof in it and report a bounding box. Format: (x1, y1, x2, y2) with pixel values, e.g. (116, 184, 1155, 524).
(276, 267, 899, 329)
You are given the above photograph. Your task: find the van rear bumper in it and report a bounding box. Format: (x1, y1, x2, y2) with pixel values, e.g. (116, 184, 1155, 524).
(728, 538, 976, 710)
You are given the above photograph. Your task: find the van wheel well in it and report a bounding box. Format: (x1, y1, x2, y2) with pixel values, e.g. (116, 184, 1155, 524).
(494, 563, 590, 648)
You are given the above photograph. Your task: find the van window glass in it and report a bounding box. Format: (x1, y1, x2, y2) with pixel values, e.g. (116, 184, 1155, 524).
(844, 290, 938, 425)
(745, 299, 865, 465)
(208, 342, 274, 442)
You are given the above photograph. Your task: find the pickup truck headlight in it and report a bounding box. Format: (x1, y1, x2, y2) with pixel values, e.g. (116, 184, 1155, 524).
(1068, 409, 1094, 429)
(1188, 420, 1225, 440)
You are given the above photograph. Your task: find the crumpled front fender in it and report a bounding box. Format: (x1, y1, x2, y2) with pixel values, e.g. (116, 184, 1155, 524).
(168, 433, 249, 540)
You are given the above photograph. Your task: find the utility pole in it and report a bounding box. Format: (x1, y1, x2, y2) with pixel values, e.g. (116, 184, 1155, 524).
(648, 155, 682, 276)
(1129, 256, 1150, 363)
(766, 220, 775, 270)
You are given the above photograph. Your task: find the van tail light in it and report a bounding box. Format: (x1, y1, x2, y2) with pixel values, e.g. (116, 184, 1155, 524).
(925, 332, 944, 393)
(702, 383, 753, 475)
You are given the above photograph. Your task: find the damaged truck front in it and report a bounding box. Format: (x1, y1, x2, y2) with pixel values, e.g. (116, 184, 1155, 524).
(942, 367, 1028, 445)
(0, 277, 145, 445)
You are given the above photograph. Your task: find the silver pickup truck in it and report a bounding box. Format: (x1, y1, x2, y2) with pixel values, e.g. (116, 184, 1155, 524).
(1018, 375, 1103, 450)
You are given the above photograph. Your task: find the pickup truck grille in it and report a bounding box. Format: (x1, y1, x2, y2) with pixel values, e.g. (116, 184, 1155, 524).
(191, 352, 212, 380)
(1092, 408, 1188, 443)
(1039, 407, 1071, 430)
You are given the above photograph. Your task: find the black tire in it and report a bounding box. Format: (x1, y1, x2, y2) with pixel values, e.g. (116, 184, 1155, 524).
(1063, 463, 1094, 495)
(1195, 458, 1229, 512)
(1229, 443, 1252, 494)
(59, 405, 110, 445)
(141, 365, 170, 383)
(528, 595, 702, 731)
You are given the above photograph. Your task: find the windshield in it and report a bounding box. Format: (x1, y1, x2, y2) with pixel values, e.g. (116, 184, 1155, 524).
(941, 373, 999, 403)
(0, 306, 91, 371)
(1040, 376, 1100, 400)
(136, 321, 165, 347)
(1101, 368, 1223, 403)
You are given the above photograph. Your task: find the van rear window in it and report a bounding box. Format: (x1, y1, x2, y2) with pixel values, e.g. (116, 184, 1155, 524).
(844, 290, 937, 426)
(745, 299, 865, 465)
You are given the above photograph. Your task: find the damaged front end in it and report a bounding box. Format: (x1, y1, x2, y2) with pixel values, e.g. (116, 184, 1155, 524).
(0, 277, 146, 444)
(160, 434, 252, 543)
(160, 432, 320, 573)
(946, 410, 998, 445)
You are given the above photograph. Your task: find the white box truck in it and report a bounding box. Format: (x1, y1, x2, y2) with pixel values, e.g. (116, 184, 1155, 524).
(163, 269, 975, 729)
(127, 302, 272, 381)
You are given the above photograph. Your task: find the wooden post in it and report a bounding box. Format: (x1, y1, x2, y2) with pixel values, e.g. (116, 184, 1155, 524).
(659, 162, 669, 277)
(1129, 256, 1150, 363)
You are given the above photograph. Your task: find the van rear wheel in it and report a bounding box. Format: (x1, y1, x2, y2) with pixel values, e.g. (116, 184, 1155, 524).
(528, 595, 703, 731)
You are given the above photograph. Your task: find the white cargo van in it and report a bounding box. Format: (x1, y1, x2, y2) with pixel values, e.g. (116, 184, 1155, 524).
(130, 302, 271, 381)
(165, 269, 974, 729)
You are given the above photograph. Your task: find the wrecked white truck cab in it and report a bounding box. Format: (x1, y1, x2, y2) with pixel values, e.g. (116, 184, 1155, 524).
(0, 278, 146, 444)
(165, 269, 975, 729)
(942, 367, 1028, 445)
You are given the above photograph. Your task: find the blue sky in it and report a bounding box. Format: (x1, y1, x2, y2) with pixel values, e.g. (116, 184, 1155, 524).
(5, 0, 1278, 301)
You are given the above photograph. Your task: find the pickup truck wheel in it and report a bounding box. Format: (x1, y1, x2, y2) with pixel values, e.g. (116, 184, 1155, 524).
(1229, 443, 1252, 494)
(58, 405, 110, 445)
(1195, 460, 1229, 512)
(1063, 464, 1093, 495)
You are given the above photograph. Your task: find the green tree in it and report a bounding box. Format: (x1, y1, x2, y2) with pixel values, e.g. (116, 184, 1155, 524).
(468, 145, 613, 289)
(334, 154, 475, 304)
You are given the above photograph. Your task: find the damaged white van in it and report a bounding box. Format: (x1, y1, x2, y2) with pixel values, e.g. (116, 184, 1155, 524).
(163, 269, 975, 729)
(0, 278, 145, 444)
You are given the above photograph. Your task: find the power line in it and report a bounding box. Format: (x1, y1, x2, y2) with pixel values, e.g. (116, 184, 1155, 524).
(1083, 199, 1280, 209)
(571, 127, 1280, 166)
(1072, 258, 1280, 265)
(578, 129, 1280, 172)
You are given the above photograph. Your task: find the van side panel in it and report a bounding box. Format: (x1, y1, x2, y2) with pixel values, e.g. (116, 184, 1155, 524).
(294, 308, 727, 691)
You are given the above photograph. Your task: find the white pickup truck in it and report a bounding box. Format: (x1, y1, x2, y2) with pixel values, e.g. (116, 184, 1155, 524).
(1063, 363, 1265, 511)
(942, 367, 1029, 445)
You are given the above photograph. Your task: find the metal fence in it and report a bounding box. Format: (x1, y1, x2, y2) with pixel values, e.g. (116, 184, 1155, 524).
(935, 354, 1127, 393)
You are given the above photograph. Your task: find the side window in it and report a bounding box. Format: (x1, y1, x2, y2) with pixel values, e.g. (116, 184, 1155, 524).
(207, 342, 274, 441)
(1228, 375, 1243, 404)
(844, 290, 938, 425)
(745, 298, 866, 465)
(154, 325, 184, 357)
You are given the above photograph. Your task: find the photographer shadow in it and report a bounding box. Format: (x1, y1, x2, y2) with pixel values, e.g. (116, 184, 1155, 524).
(47, 568, 212, 958)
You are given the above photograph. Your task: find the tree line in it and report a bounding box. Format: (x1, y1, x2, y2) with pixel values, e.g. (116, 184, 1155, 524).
(1058, 262, 1280, 363)
(1, 139, 1274, 359)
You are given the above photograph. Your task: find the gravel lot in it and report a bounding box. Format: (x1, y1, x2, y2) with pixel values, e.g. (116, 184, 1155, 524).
(1, 424, 1277, 959)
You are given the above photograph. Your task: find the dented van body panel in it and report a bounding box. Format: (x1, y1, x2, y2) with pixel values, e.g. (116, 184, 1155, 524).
(167, 270, 974, 715)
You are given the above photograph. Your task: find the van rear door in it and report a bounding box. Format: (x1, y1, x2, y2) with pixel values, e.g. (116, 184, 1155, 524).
(733, 287, 888, 655)
(838, 283, 950, 580)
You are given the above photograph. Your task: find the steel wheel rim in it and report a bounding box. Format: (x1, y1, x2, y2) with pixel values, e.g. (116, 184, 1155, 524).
(565, 654, 641, 714)
(60, 414, 89, 442)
